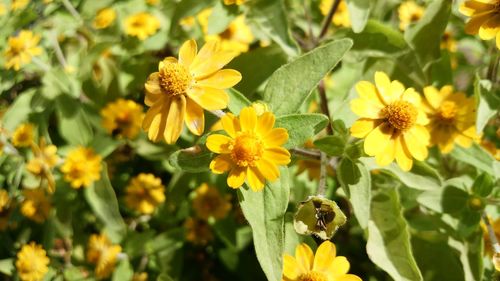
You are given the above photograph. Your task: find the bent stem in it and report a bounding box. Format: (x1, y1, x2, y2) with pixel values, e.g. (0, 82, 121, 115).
(482, 212, 500, 255)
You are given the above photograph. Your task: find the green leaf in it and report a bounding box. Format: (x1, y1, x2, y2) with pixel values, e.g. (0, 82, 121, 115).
(227, 88, 251, 115)
(237, 167, 290, 281)
(275, 114, 329, 149)
(263, 39, 353, 115)
(168, 147, 213, 173)
(207, 0, 238, 34)
(451, 144, 495, 177)
(2, 89, 36, 132)
(0, 259, 13, 276)
(112, 260, 134, 281)
(84, 164, 126, 242)
(474, 78, 499, 134)
(338, 160, 371, 229)
(346, 0, 372, 33)
(471, 173, 494, 197)
(56, 96, 93, 146)
(367, 188, 423, 281)
(417, 185, 468, 214)
(314, 135, 348, 157)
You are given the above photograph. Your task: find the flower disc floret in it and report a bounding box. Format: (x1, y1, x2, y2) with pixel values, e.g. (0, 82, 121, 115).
(382, 101, 418, 131)
(298, 272, 328, 281)
(159, 61, 192, 96)
(230, 132, 264, 167)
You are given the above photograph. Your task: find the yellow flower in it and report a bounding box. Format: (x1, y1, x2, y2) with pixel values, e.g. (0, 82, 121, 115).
(60, 146, 102, 189)
(441, 30, 457, 52)
(132, 272, 148, 281)
(460, 0, 500, 49)
(0, 190, 10, 213)
(283, 241, 361, 281)
(124, 12, 161, 40)
(398, 1, 424, 31)
(125, 173, 165, 214)
(206, 106, 291, 191)
(146, 0, 159, 5)
(184, 217, 213, 245)
(20, 189, 51, 223)
(350, 71, 430, 171)
(0, 4, 6, 15)
(93, 8, 116, 29)
(320, 0, 351, 28)
(143, 39, 241, 144)
(422, 86, 480, 153)
(11, 0, 29, 11)
(12, 123, 34, 147)
(87, 233, 122, 279)
(192, 183, 231, 220)
(16, 242, 50, 281)
(0, 189, 13, 231)
(4, 30, 42, 71)
(180, 16, 196, 28)
(223, 0, 245, 5)
(26, 138, 58, 192)
(481, 139, 500, 160)
(101, 99, 144, 139)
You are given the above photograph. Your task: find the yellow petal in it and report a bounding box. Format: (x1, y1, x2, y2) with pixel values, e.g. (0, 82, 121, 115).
(401, 88, 421, 106)
(263, 128, 288, 147)
(403, 130, 428, 161)
(145, 72, 162, 95)
(312, 241, 336, 273)
(189, 40, 219, 71)
(256, 112, 275, 136)
(410, 125, 430, 146)
(159, 57, 178, 70)
(336, 274, 363, 281)
(282, 255, 302, 280)
(163, 96, 186, 144)
(364, 123, 393, 156)
(416, 110, 430, 126)
(263, 147, 291, 165)
(192, 50, 238, 79)
(247, 167, 266, 191)
(328, 256, 350, 277)
(496, 32, 500, 48)
(184, 98, 204, 135)
(375, 137, 396, 166)
(196, 69, 242, 89)
(187, 86, 229, 110)
(239, 106, 257, 132)
(221, 113, 240, 138)
(227, 167, 246, 188)
(374, 71, 396, 104)
(350, 118, 378, 138)
(145, 92, 161, 107)
(355, 81, 386, 106)
(390, 80, 406, 101)
(295, 243, 314, 272)
(479, 14, 500, 40)
(395, 136, 413, 171)
(210, 155, 233, 174)
(179, 39, 197, 67)
(256, 158, 279, 181)
(423, 86, 442, 110)
(350, 98, 383, 119)
(465, 12, 494, 35)
(455, 133, 473, 148)
(143, 98, 169, 142)
(206, 134, 233, 154)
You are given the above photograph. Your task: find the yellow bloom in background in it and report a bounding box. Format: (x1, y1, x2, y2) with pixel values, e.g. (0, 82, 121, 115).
(481, 139, 500, 160)
(192, 183, 231, 220)
(146, 0, 160, 5)
(206, 106, 291, 191)
(283, 241, 361, 281)
(0, 190, 10, 213)
(461, 0, 500, 49)
(101, 99, 144, 139)
(398, 1, 424, 31)
(143, 39, 241, 144)
(0, 4, 6, 15)
(20, 189, 51, 223)
(26, 138, 59, 192)
(124, 12, 161, 40)
(180, 16, 196, 28)
(60, 146, 102, 189)
(125, 173, 165, 214)
(184, 217, 214, 245)
(87, 233, 122, 279)
(350, 71, 430, 171)
(93, 8, 116, 29)
(132, 272, 148, 281)
(441, 30, 457, 53)
(320, 0, 351, 28)
(224, 0, 245, 5)
(12, 123, 34, 147)
(4, 30, 42, 71)
(16, 242, 50, 281)
(422, 86, 480, 153)
(11, 0, 29, 11)
(0, 189, 13, 231)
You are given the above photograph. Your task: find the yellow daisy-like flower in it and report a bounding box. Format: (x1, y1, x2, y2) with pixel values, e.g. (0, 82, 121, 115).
(93, 8, 116, 29)
(20, 189, 51, 223)
(224, 0, 245, 5)
(460, 0, 500, 49)
(11, 0, 29, 11)
(60, 146, 102, 189)
(124, 173, 165, 214)
(124, 12, 161, 40)
(206, 106, 291, 191)
(11, 123, 34, 147)
(87, 233, 122, 279)
(16, 242, 50, 281)
(422, 86, 480, 153)
(441, 30, 457, 53)
(26, 138, 58, 192)
(320, 0, 351, 28)
(4, 30, 42, 71)
(192, 183, 231, 220)
(283, 241, 361, 281)
(350, 71, 430, 171)
(101, 99, 144, 139)
(184, 217, 214, 245)
(398, 1, 425, 31)
(143, 39, 241, 144)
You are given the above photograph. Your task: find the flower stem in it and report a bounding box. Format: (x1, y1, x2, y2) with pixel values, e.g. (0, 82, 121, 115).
(317, 151, 328, 195)
(291, 147, 321, 160)
(318, 0, 341, 40)
(61, 0, 82, 22)
(318, 80, 334, 135)
(487, 46, 499, 85)
(482, 212, 500, 255)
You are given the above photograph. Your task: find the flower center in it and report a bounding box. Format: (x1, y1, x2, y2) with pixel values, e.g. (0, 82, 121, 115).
(159, 61, 192, 97)
(382, 101, 418, 131)
(220, 27, 235, 40)
(437, 100, 457, 123)
(230, 133, 264, 167)
(298, 271, 328, 281)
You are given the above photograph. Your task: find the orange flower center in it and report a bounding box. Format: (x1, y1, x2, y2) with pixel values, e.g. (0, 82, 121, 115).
(220, 26, 235, 40)
(437, 100, 457, 124)
(382, 101, 418, 131)
(298, 271, 328, 281)
(159, 61, 192, 96)
(230, 133, 264, 167)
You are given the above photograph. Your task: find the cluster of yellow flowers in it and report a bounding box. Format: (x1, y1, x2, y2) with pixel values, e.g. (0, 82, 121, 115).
(124, 173, 165, 214)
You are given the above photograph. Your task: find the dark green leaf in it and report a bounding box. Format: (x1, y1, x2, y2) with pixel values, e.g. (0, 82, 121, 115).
(275, 114, 329, 149)
(168, 147, 213, 173)
(338, 160, 371, 229)
(471, 173, 494, 197)
(314, 135, 347, 157)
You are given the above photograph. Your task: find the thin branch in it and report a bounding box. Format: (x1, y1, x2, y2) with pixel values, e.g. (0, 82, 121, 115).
(318, 0, 341, 40)
(317, 152, 328, 195)
(482, 213, 500, 255)
(50, 31, 68, 68)
(291, 147, 321, 160)
(318, 80, 333, 134)
(61, 0, 82, 22)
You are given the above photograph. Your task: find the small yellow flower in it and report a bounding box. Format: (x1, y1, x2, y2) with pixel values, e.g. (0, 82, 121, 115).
(192, 183, 231, 220)
(350, 71, 430, 171)
(180, 16, 196, 28)
(124, 12, 161, 40)
(398, 1, 425, 31)
(101, 99, 144, 139)
(11, 0, 29, 11)
(20, 189, 51, 223)
(60, 146, 102, 189)
(283, 241, 361, 281)
(422, 86, 480, 153)
(16, 242, 50, 281)
(143, 39, 241, 144)
(223, 0, 245, 5)
(132, 272, 148, 281)
(11, 123, 34, 147)
(184, 217, 213, 245)
(441, 30, 457, 53)
(460, 0, 500, 49)
(206, 106, 291, 191)
(481, 139, 500, 160)
(320, 0, 351, 27)
(87, 233, 122, 279)
(26, 138, 59, 192)
(0, 4, 6, 15)
(93, 8, 116, 29)
(4, 30, 42, 70)
(125, 173, 165, 214)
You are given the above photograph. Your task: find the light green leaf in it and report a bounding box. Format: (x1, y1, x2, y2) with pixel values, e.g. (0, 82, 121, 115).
(346, 0, 372, 33)
(207, 0, 238, 34)
(2, 89, 36, 132)
(338, 160, 371, 229)
(474, 78, 499, 134)
(471, 173, 494, 197)
(168, 147, 213, 173)
(314, 135, 348, 157)
(112, 260, 134, 281)
(451, 144, 495, 177)
(238, 167, 290, 281)
(263, 39, 353, 115)
(417, 185, 468, 214)
(56, 96, 93, 146)
(367, 188, 423, 281)
(227, 88, 251, 115)
(275, 114, 329, 149)
(0, 259, 13, 276)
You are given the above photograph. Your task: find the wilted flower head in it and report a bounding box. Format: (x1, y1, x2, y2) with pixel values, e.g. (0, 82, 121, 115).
(192, 183, 231, 220)
(101, 99, 144, 139)
(125, 173, 165, 214)
(20, 189, 51, 223)
(184, 217, 214, 246)
(16, 242, 50, 281)
(26, 138, 58, 192)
